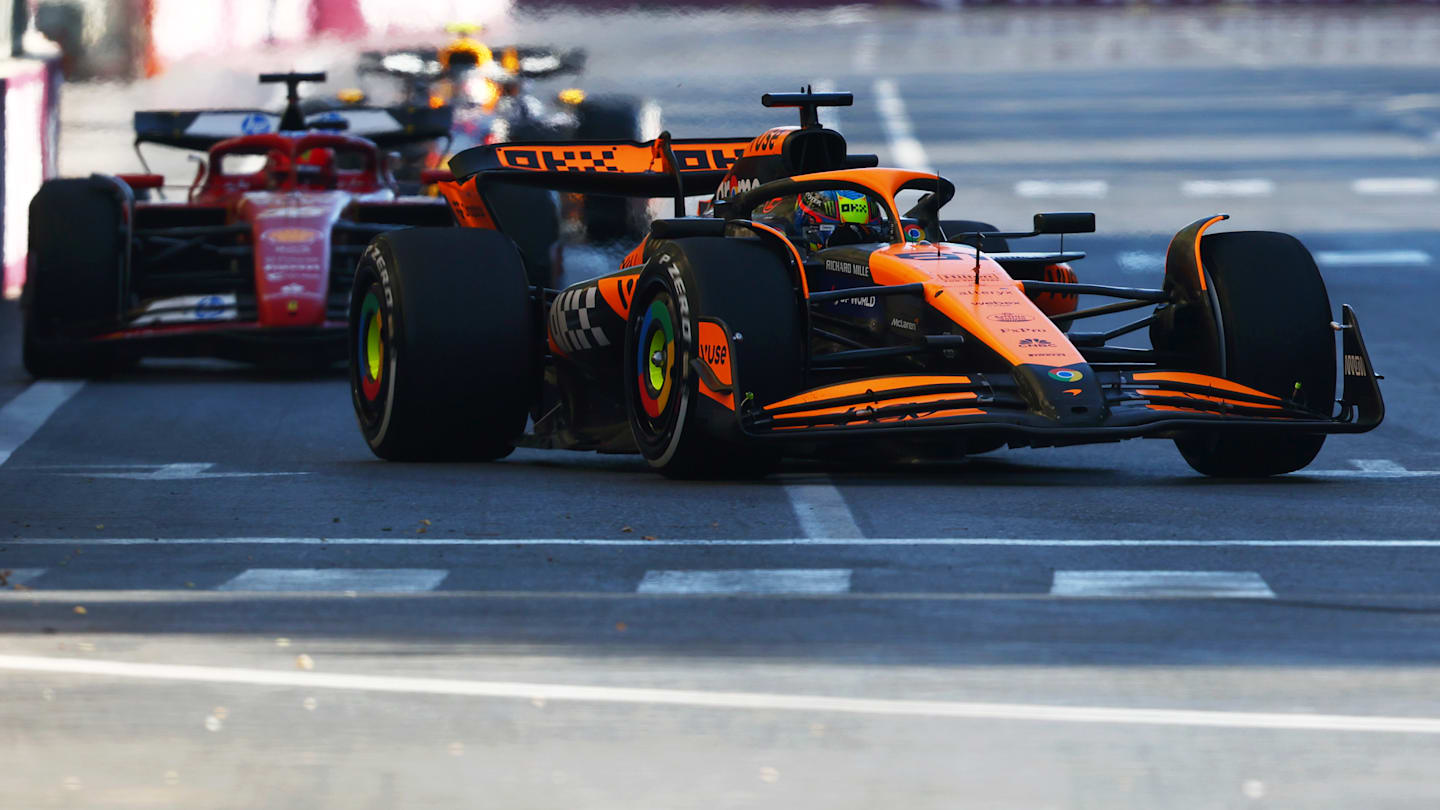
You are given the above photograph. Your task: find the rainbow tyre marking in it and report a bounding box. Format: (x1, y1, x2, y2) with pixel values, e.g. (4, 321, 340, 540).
(1048, 367, 1083, 383)
(358, 291, 384, 401)
(635, 297, 676, 420)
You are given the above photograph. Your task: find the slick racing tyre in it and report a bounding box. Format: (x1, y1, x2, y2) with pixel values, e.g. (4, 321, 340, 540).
(575, 97, 648, 243)
(23, 177, 126, 378)
(624, 237, 802, 479)
(1170, 231, 1335, 477)
(350, 228, 539, 461)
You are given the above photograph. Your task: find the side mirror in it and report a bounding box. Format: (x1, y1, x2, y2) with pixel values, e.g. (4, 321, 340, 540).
(1033, 212, 1095, 235)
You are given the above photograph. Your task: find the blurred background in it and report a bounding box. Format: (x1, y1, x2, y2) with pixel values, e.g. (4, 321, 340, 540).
(4, 1, 1440, 808)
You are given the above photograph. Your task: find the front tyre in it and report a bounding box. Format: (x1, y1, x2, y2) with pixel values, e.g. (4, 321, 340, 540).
(623, 238, 802, 478)
(1170, 231, 1334, 477)
(350, 228, 539, 461)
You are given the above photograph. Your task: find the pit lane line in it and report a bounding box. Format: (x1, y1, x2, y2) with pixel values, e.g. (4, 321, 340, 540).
(6, 653, 1440, 734)
(0, 381, 84, 467)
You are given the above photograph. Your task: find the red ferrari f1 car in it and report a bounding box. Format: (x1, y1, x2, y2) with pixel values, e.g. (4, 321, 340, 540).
(22, 72, 455, 376)
(348, 89, 1383, 477)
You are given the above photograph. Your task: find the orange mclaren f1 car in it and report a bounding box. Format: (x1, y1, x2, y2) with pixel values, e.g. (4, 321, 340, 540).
(347, 90, 1383, 477)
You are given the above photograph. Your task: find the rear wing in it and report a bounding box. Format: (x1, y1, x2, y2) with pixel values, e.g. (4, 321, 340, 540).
(133, 106, 453, 150)
(358, 45, 585, 80)
(448, 136, 754, 197)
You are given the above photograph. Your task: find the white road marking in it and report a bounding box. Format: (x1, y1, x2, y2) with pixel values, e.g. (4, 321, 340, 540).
(873, 78, 928, 171)
(0, 381, 85, 467)
(1305, 459, 1440, 479)
(46, 462, 308, 480)
(1051, 570, 1275, 599)
(1117, 251, 1165, 274)
(1352, 177, 1438, 195)
(813, 80, 839, 130)
(784, 479, 864, 539)
(1180, 179, 1274, 197)
(7, 653, 1440, 734)
(855, 29, 879, 72)
(216, 569, 447, 592)
(638, 569, 852, 595)
(638, 100, 663, 142)
(12, 537, 1440, 548)
(1313, 250, 1432, 268)
(1014, 180, 1109, 199)
(0, 568, 46, 586)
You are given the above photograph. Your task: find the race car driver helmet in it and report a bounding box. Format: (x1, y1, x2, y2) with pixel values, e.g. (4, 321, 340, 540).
(264, 149, 292, 189)
(794, 189, 886, 252)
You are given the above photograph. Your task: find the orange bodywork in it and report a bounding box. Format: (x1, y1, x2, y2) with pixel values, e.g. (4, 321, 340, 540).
(438, 178, 497, 229)
(765, 375, 973, 411)
(1131, 371, 1281, 400)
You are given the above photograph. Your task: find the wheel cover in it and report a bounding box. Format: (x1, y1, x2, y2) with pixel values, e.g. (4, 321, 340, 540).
(358, 291, 385, 402)
(635, 296, 676, 422)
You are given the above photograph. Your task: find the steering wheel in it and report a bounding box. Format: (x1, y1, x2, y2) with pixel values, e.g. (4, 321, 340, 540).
(826, 223, 873, 248)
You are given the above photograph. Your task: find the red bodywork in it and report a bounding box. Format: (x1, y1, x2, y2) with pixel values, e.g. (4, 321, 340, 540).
(96, 131, 450, 360)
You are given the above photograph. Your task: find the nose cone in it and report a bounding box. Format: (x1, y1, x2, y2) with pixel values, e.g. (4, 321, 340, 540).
(1013, 363, 1106, 426)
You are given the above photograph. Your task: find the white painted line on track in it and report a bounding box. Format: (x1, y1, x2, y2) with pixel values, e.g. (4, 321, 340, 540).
(1313, 250, 1432, 268)
(1305, 459, 1440, 478)
(638, 569, 852, 595)
(1353, 177, 1438, 195)
(7, 653, 1440, 734)
(1014, 180, 1109, 199)
(12, 537, 1440, 548)
(216, 569, 447, 593)
(1116, 251, 1165, 274)
(1051, 570, 1275, 599)
(813, 80, 839, 130)
(873, 78, 928, 171)
(784, 480, 864, 539)
(47, 462, 308, 480)
(0, 381, 84, 467)
(0, 568, 46, 586)
(1180, 179, 1274, 197)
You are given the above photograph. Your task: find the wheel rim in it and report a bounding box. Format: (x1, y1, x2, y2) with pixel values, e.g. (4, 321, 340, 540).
(358, 290, 385, 402)
(632, 292, 679, 436)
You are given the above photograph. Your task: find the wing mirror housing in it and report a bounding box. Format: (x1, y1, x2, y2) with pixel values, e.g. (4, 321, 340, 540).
(1033, 212, 1095, 235)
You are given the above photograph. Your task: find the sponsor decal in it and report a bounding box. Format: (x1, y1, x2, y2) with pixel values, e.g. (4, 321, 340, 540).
(835, 296, 877, 308)
(241, 113, 272, 135)
(988, 312, 1033, 323)
(548, 284, 611, 353)
(262, 227, 321, 245)
(890, 317, 917, 331)
(280, 283, 306, 294)
(895, 252, 963, 262)
(1000, 327, 1050, 334)
(131, 293, 238, 326)
(257, 206, 329, 219)
(1018, 337, 1056, 348)
(1343, 354, 1366, 376)
(904, 225, 925, 242)
(718, 175, 760, 201)
(823, 259, 870, 278)
(1048, 368, 1084, 382)
(195, 296, 228, 320)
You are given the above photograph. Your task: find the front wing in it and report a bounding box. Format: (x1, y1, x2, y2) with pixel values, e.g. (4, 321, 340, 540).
(737, 306, 1383, 444)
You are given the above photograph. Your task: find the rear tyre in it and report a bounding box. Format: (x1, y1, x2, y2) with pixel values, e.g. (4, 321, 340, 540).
(1170, 231, 1334, 476)
(350, 228, 539, 461)
(22, 178, 125, 378)
(623, 237, 802, 478)
(575, 97, 647, 243)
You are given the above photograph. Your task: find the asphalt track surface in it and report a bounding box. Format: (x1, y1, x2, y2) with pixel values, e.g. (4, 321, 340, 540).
(5, 8, 1440, 809)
